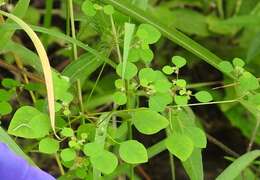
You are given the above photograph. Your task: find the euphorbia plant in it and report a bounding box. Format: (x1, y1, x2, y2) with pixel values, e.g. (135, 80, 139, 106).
(1, 0, 260, 180)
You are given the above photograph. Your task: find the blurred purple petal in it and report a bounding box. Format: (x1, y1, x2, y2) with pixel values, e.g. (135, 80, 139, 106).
(0, 142, 55, 180)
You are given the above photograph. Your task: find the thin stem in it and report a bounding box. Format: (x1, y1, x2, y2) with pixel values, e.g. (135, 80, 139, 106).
(67, 0, 84, 114)
(247, 114, 260, 152)
(206, 134, 239, 157)
(55, 153, 65, 175)
(216, 0, 224, 18)
(166, 124, 175, 180)
(42, 0, 54, 45)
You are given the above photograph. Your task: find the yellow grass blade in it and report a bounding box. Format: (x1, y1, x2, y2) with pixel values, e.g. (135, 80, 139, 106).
(0, 10, 59, 139)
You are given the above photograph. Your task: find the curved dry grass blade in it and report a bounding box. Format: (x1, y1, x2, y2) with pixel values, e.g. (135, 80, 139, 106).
(0, 10, 59, 139)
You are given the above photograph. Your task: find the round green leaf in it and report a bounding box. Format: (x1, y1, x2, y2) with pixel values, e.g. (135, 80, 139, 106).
(166, 133, 194, 161)
(232, 58, 245, 67)
(39, 137, 59, 154)
(119, 140, 148, 164)
(176, 79, 187, 88)
(195, 91, 213, 103)
(172, 56, 187, 68)
(60, 148, 76, 162)
(90, 150, 118, 174)
(116, 62, 138, 80)
(239, 72, 259, 91)
(8, 106, 51, 139)
(2, 78, 20, 89)
(163, 65, 174, 75)
(140, 48, 154, 63)
(0, 89, 12, 101)
(138, 68, 156, 85)
(113, 91, 127, 105)
(103, 5, 114, 15)
(136, 24, 161, 44)
(0, 101, 12, 115)
(82, 0, 96, 17)
(132, 109, 169, 135)
(218, 61, 234, 73)
(61, 127, 74, 137)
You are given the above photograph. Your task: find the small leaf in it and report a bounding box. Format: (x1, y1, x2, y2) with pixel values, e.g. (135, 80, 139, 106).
(119, 140, 148, 164)
(39, 137, 59, 154)
(139, 68, 156, 86)
(176, 79, 187, 88)
(0, 89, 13, 102)
(113, 91, 127, 105)
(0, 101, 12, 115)
(116, 62, 138, 80)
(90, 150, 118, 174)
(139, 48, 154, 63)
(82, 0, 96, 17)
(1, 78, 20, 89)
(8, 106, 50, 139)
(195, 91, 213, 103)
(132, 109, 169, 135)
(239, 72, 259, 91)
(103, 5, 114, 15)
(166, 133, 194, 161)
(60, 148, 76, 162)
(60, 127, 74, 137)
(218, 61, 234, 73)
(162, 65, 174, 75)
(172, 56, 187, 68)
(232, 58, 245, 67)
(136, 24, 161, 44)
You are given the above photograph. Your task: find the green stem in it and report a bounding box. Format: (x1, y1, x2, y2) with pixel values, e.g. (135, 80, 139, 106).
(216, 0, 224, 18)
(55, 153, 65, 175)
(42, 0, 54, 45)
(67, 0, 85, 114)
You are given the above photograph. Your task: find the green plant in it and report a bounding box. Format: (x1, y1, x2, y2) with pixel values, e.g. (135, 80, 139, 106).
(1, 0, 260, 179)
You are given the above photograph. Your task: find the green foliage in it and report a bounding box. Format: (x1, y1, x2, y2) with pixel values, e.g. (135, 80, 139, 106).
(39, 137, 59, 154)
(1, 0, 260, 179)
(8, 106, 50, 139)
(132, 109, 169, 135)
(119, 140, 148, 164)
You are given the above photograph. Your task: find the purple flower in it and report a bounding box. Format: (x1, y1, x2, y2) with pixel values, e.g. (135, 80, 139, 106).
(0, 142, 55, 180)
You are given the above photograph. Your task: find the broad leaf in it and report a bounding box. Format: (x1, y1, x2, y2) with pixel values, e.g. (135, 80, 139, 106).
(166, 133, 194, 161)
(132, 109, 169, 135)
(119, 140, 148, 164)
(8, 106, 50, 139)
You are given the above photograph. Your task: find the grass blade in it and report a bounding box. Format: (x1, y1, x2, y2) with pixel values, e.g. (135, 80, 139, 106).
(0, 10, 58, 138)
(216, 150, 260, 180)
(122, 23, 135, 79)
(0, 23, 116, 68)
